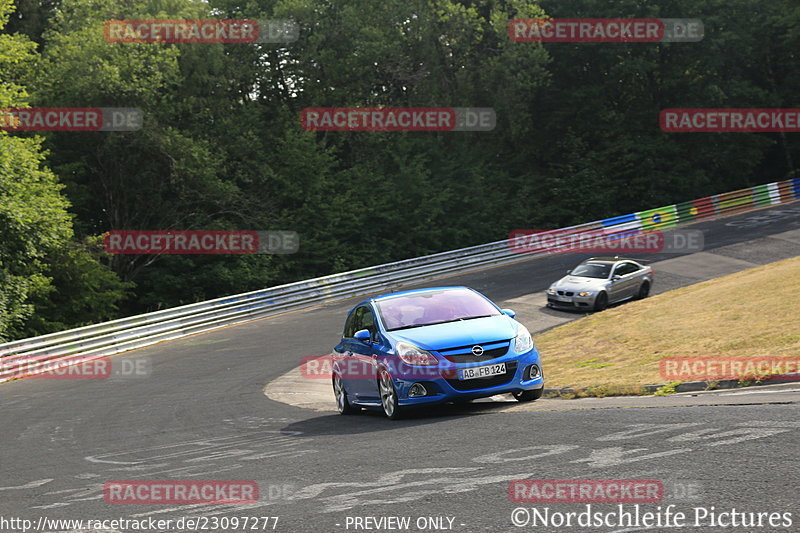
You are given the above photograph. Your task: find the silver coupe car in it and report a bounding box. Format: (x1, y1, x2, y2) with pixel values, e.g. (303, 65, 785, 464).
(546, 257, 653, 311)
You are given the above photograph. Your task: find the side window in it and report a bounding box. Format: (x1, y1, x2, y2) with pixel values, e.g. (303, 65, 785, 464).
(344, 306, 377, 339)
(616, 263, 638, 276)
(343, 308, 361, 338)
(359, 308, 378, 341)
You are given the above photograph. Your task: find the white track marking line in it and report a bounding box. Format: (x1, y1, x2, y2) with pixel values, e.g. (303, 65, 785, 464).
(0, 479, 53, 490)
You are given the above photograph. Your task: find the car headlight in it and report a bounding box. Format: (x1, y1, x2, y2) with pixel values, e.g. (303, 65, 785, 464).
(514, 325, 534, 353)
(547, 288, 556, 295)
(395, 341, 438, 365)
(578, 291, 591, 297)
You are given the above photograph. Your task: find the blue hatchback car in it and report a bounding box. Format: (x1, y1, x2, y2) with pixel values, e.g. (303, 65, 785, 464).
(332, 286, 544, 419)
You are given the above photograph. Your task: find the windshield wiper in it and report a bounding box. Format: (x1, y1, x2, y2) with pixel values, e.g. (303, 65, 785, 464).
(423, 314, 497, 326)
(456, 314, 496, 321)
(387, 314, 496, 331)
(387, 323, 427, 331)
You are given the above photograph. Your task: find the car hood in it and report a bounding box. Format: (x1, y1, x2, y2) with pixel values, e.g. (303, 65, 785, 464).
(390, 315, 517, 351)
(552, 276, 609, 290)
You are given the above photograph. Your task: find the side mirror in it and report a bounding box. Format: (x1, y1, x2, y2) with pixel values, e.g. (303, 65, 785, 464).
(566, 269, 572, 274)
(501, 308, 516, 319)
(612, 275, 621, 281)
(354, 329, 371, 343)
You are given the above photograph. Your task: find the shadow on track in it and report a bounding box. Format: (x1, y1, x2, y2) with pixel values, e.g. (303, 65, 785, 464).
(280, 399, 516, 436)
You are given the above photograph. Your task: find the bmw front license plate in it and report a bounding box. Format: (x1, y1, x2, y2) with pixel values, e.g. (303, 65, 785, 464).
(459, 362, 506, 380)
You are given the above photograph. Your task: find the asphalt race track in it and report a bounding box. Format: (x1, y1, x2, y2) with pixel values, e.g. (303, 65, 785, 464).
(1, 204, 800, 533)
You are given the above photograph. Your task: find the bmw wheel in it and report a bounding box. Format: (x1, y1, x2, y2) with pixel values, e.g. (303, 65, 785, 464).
(333, 373, 359, 415)
(513, 388, 543, 402)
(637, 281, 651, 299)
(378, 368, 402, 420)
(593, 291, 608, 311)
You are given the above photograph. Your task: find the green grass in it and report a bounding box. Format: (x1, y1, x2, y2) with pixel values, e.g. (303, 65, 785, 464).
(535, 256, 800, 391)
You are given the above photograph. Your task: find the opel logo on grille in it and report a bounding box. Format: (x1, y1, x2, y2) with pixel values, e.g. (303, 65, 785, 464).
(471, 345, 484, 356)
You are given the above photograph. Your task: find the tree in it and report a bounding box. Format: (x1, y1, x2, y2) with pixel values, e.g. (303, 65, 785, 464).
(0, 0, 128, 340)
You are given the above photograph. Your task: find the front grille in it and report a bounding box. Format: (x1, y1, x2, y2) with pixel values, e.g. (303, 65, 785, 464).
(438, 341, 510, 363)
(445, 361, 518, 391)
(557, 290, 574, 296)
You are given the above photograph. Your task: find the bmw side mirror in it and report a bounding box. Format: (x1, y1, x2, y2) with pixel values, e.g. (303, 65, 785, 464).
(354, 329, 371, 343)
(501, 308, 516, 319)
(612, 275, 621, 281)
(566, 269, 572, 274)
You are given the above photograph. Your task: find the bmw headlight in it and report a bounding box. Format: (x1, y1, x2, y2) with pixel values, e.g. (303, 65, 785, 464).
(514, 325, 534, 353)
(578, 291, 591, 297)
(547, 288, 556, 295)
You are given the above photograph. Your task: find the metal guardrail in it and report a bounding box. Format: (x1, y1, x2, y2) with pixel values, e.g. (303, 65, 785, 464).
(2, 177, 799, 382)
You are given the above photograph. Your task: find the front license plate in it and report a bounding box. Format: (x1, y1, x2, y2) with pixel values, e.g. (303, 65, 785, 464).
(459, 362, 507, 380)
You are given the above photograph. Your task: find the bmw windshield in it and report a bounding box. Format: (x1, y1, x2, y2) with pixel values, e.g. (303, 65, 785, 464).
(571, 263, 612, 279)
(376, 289, 501, 331)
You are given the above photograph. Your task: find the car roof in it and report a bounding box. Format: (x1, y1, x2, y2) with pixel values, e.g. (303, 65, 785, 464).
(372, 286, 468, 302)
(349, 287, 471, 308)
(582, 257, 641, 265)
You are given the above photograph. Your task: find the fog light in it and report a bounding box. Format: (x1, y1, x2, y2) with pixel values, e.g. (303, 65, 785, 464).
(527, 365, 541, 379)
(408, 383, 427, 397)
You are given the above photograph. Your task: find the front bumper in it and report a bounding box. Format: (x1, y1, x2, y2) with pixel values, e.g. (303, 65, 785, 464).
(547, 292, 595, 309)
(392, 349, 544, 406)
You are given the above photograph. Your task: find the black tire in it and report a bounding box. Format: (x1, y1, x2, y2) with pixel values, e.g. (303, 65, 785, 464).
(333, 373, 359, 415)
(513, 388, 543, 402)
(378, 368, 402, 420)
(593, 292, 608, 311)
(637, 281, 651, 300)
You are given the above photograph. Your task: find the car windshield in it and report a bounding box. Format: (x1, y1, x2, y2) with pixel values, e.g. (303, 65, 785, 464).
(571, 263, 612, 279)
(376, 289, 500, 331)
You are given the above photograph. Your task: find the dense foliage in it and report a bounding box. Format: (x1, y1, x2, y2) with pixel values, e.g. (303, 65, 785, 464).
(1, 0, 797, 340)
